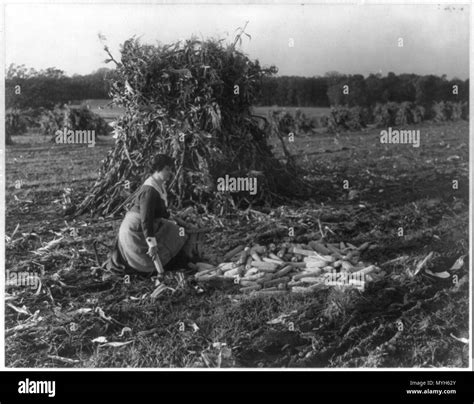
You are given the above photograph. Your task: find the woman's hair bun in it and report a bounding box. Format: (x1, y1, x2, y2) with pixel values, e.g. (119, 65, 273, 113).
(150, 154, 175, 173)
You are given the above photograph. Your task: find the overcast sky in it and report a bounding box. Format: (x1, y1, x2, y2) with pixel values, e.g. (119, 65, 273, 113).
(5, 3, 470, 79)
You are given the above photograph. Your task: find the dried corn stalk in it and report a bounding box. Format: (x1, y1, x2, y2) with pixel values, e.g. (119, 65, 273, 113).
(77, 35, 311, 216)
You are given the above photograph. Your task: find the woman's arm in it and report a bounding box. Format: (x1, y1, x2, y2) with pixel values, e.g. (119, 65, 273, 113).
(138, 187, 170, 275)
(139, 187, 159, 247)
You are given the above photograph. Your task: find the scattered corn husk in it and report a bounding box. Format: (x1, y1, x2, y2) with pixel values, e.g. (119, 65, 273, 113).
(425, 269, 450, 279)
(7, 304, 31, 316)
(450, 333, 469, 344)
(150, 283, 173, 299)
(449, 255, 465, 271)
(33, 237, 64, 255)
(99, 340, 134, 348)
(414, 251, 434, 276)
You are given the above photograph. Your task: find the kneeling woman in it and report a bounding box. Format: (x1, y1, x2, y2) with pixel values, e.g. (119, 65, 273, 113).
(107, 154, 194, 278)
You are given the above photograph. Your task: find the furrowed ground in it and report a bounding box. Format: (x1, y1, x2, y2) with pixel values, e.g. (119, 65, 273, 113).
(5, 120, 469, 368)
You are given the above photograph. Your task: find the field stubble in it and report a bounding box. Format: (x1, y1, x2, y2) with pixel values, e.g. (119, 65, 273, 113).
(5, 120, 469, 368)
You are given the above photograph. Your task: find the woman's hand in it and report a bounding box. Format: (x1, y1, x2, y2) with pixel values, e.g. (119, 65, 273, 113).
(147, 245, 159, 260)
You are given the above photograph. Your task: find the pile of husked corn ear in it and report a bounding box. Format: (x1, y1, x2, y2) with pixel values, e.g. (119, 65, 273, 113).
(191, 240, 386, 296)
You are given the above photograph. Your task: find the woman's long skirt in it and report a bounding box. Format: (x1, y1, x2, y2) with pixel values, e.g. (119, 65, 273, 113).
(118, 211, 188, 274)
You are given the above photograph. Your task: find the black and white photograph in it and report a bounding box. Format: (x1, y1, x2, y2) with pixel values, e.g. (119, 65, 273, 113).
(3, 0, 471, 374)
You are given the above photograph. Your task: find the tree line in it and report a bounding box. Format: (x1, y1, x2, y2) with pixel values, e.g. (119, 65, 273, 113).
(5, 64, 113, 110)
(258, 72, 469, 107)
(5, 63, 469, 111)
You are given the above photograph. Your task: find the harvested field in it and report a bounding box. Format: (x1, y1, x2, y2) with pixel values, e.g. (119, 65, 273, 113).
(5, 120, 469, 368)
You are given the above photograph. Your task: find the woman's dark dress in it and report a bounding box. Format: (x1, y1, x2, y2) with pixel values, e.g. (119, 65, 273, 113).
(116, 178, 188, 274)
